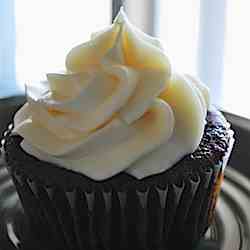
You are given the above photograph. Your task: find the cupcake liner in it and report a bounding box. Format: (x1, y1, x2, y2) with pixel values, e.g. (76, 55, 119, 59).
(4, 120, 234, 250)
(9, 161, 226, 250)
(3, 124, 234, 250)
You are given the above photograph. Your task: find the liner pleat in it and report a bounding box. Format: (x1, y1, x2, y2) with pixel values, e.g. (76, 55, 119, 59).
(117, 190, 127, 250)
(148, 185, 168, 249)
(197, 167, 214, 238)
(183, 170, 213, 246)
(10, 161, 226, 250)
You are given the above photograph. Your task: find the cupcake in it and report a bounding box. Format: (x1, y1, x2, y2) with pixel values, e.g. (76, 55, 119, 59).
(2, 8, 234, 250)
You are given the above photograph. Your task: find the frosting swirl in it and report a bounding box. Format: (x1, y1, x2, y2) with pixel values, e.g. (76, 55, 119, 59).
(14, 9, 209, 180)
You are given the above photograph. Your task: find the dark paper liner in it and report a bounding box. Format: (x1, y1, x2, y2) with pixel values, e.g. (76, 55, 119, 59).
(2, 123, 234, 250)
(8, 159, 229, 250)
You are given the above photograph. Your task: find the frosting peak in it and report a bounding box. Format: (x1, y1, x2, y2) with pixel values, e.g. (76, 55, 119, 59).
(14, 9, 209, 180)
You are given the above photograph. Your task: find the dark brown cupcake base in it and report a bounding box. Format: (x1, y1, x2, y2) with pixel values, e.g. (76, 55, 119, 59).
(2, 109, 234, 250)
(9, 153, 232, 250)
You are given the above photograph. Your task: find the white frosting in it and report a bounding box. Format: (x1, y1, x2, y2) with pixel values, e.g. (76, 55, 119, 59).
(13, 9, 210, 180)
